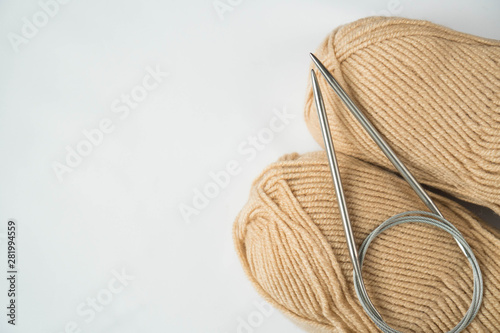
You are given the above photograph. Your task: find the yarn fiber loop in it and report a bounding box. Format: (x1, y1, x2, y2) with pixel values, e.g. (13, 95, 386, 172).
(354, 211, 483, 333)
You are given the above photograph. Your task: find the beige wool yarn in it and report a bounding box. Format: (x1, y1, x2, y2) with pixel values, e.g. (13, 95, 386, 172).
(233, 151, 500, 332)
(304, 17, 500, 214)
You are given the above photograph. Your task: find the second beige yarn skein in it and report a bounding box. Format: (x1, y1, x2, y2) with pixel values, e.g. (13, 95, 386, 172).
(233, 152, 500, 332)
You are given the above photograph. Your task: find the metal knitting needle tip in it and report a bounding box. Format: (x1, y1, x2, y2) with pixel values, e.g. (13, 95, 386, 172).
(310, 53, 442, 218)
(312, 68, 384, 323)
(311, 69, 361, 273)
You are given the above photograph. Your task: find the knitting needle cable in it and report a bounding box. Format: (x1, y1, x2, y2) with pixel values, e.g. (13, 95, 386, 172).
(310, 61, 482, 333)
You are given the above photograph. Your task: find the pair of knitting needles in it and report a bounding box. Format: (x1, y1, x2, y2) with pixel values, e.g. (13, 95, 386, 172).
(310, 54, 482, 333)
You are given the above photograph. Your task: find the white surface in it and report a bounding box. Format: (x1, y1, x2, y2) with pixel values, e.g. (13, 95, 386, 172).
(0, 1, 499, 332)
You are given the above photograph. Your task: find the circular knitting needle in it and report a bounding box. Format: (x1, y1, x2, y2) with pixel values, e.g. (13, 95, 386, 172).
(310, 56, 482, 333)
(309, 53, 443, 218)
(311, 69, 383, 322)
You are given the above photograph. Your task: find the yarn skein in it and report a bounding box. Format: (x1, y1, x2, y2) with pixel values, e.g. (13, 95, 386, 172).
(304, 17, 500, 214)
(233, 151, 500, 332)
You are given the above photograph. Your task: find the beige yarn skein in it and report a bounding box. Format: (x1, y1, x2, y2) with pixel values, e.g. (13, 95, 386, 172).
(234, 152, 500, 332)
(304, 17, 500, 213)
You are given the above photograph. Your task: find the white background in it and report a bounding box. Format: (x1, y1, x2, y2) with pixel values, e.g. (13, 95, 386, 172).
(0, 0, 499, 332)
